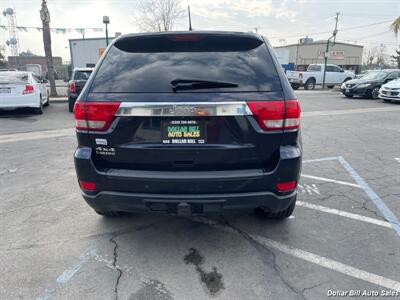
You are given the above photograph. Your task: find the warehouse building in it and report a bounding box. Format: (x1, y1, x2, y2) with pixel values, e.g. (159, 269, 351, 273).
(274, 38, 363, 73)
(69, 35, 119, 68)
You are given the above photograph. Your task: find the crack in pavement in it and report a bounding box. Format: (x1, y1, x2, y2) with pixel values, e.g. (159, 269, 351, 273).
(218, 216, 306, 300)
(301, 281, 326, 296)
(110, 236, 123, 300)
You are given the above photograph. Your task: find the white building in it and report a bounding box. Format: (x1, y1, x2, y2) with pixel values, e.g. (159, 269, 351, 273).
(273, 38, 364, 73)
(69, 37, 115, 68)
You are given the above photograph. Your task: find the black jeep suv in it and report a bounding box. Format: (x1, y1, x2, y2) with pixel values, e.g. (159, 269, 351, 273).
(73, 31, 302, 218)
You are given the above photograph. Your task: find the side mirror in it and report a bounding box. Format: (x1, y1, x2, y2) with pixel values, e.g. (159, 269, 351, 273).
(340, 69, 344, 73)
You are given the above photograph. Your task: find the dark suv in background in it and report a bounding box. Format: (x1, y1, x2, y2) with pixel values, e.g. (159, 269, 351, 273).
(68, 68, 93, 112)
(73, 31, 302, 219)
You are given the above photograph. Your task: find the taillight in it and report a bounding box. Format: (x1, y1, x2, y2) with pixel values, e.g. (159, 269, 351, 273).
(22, 85, 34, 95)
(69, 82, 76, 93)
(74, 101, 120, 131)
(247, 100, 301, 131)
(276, 181, 297, 192)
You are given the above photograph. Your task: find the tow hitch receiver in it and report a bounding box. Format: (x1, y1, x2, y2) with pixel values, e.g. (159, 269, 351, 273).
(177, 202, 192, 217)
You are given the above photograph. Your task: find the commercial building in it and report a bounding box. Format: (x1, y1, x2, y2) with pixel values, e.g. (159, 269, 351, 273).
(69, 36, 117, 68)
(274, 38, 363, 73)
(7, 55, 63, 75)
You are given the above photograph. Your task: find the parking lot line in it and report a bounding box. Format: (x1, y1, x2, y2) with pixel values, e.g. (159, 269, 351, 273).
(0, 128, 74, 144)
(302, 106, 400, 118)
(297, 201, 392, 228)
(194, 217, 400, 292)
(301, 174, 361, 188)
(252, 234, 400, 292)
(337, 156, 400, 237)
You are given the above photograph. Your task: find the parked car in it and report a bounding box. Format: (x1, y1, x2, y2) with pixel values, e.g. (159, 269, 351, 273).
(379, 78, 400, 102)
(67, 67, 93, 112)
(341, 69, 400, 99)
(0, 71, 49, 114)
(73, 31, 302, 218)
(286, 64, 354, 90)
(355, 69, 374, 79)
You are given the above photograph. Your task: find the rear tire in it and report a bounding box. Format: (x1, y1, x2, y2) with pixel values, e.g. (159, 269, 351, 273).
(304, 79, 315, 90)
(43, 97, 50, 107)
(95, 210, 122, 217)
(255, 196, 296, 219)
(33, 98, 44, 114)
(291, 84, 299, 90)
(68, 97, 75, 113)
(327, 85, 334, 89)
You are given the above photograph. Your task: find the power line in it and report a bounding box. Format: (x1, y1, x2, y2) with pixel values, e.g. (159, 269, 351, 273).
(269, 20, 392, 39)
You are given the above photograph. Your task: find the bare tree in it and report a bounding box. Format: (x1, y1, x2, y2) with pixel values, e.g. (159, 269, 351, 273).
(363, 46, 378, 66)
(40, 0, 57, 96)
(135, 0, 185, 32)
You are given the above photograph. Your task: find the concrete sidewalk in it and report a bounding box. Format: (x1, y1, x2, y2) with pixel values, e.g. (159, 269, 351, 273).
(50, 97, 68, 103)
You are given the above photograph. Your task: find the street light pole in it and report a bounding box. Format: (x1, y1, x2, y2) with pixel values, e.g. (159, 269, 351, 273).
(103, 16, 110, 46)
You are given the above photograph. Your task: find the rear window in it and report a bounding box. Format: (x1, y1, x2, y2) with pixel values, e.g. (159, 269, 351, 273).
(74, 71, 92, 81)
(307, 65, 321, 72)
(90, 34, 281, 93)
(0, 73, 29, 83)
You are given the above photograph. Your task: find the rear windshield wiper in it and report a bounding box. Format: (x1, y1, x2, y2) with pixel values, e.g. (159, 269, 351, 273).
(171, 79, 238, 92)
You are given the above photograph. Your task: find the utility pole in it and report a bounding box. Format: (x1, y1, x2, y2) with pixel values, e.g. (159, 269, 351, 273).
(322, 12, 339, 89)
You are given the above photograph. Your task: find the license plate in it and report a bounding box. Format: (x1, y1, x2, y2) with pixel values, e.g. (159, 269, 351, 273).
(0, 88, 11, 94)
(345, 89, 350, 93)
(162, 120, 206, 144)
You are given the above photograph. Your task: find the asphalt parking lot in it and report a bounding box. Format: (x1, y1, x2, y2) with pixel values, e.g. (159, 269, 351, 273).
(0, 91, 399, 300)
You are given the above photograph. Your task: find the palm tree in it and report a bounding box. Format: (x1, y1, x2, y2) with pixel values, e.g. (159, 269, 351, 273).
(391, 17, 400, 36)
(40, 0, 57, 97)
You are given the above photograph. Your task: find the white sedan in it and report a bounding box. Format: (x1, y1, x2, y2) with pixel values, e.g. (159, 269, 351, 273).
(379, 78, 400, 102)
(0, 71, 49, 114)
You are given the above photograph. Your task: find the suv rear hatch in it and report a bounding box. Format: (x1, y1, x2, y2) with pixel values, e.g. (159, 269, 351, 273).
(75, 33, 299, 173)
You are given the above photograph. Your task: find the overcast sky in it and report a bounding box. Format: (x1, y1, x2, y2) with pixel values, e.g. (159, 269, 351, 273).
(0, 0, 399, 63)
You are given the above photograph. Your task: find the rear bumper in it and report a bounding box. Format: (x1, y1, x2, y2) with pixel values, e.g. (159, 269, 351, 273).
(0, 94, 40, 109)
(74, 145, 301, 215)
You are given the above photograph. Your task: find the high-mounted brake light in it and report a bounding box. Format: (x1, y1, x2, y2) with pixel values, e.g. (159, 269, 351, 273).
(247, 100, 301, 131)
(74, 101, 121, 131)
(22, 85, 34, 95)
(69, 82, 76, 93)
(169, 35, 204, 41)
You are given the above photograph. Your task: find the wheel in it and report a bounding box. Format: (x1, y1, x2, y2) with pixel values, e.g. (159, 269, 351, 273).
(291, 84, 299, 90)
(68, 97, 75, 113)
(344, 94, 353, 98)
(369, 87, 380, 99)
(95, 210, 122, 217)
(33, 97, 44, 114)
(327, 85, 334, 89)
(304, 79, 315, 90)
(43, 97, 50, 107)
(255, 196, 296, 219)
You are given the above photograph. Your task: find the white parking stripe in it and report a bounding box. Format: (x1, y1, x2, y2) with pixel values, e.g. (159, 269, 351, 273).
(302, 106, 400, 117)
(297, 201, 391, 228)
(0, 128, 74, 144)
(301, 174, 361, 188)
(252, 235, 400, 292)
(193, 217, 400, 292)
